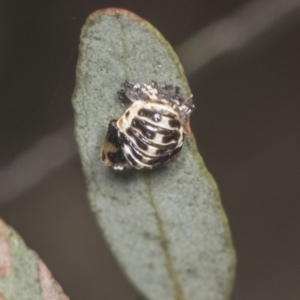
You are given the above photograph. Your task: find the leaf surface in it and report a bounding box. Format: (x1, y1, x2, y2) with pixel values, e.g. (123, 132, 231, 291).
(72, 8, 236, 300)
(0, 219, 69, 300)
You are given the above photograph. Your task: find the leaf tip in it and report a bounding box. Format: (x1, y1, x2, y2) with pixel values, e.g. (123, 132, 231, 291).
(89, 8, 145, 23)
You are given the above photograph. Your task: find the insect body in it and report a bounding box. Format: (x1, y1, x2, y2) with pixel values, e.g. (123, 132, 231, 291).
(101, 81, 194, 170)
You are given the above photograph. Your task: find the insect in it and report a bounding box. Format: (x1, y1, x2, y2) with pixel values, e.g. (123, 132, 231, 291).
(101, 81, 194, 170)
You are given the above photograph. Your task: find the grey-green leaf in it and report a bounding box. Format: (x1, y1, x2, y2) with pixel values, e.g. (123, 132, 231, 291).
(0, 219, 69, 300)
(72, 9, 236, 300)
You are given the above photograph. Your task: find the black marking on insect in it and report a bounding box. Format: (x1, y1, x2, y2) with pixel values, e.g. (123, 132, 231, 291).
(101, 120, 129, 170)
(101, 81, 195, 170)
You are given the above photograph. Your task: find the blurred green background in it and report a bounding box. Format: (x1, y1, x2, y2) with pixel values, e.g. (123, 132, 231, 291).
(1, 1, 300, 299)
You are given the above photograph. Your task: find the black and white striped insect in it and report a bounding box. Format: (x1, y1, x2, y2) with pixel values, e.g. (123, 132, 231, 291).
(101, 81, 194, 170)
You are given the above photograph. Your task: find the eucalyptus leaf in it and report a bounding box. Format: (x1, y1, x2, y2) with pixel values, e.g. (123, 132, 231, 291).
(72, 8, 236, 300)
(0, 219, 69, 300)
